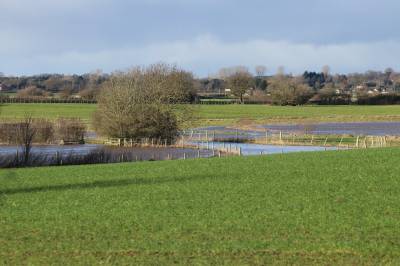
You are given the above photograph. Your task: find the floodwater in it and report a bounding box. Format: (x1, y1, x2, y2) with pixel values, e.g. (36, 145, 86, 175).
(191, 141, 338, 156)
(185, 127, 264, 140)
(0, 144, 215, 160)
(5, 121, 392, 161)
(262, 122, 400, 136)
(0, 144, 101, 157)
(193, 122, 400, 138)
(0, 141, 338, 161)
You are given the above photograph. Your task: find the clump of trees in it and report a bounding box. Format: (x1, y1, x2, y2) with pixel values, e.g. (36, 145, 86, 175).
(2, 64, 400, 106)
(93, 63, 195, 142)
(226, 70, 254, 103)
(269, 77, 313, 105)
(16, 86, 51, 98)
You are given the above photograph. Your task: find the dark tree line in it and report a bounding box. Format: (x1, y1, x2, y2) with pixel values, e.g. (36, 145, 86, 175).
(0, 72, 108, 100)
(1, 66, 400, 105)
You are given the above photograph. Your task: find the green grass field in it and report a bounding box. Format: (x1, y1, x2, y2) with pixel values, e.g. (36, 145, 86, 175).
(0, 103, 96, 121)
(1, 104, 400, 126)
(1, 148, 400, 264)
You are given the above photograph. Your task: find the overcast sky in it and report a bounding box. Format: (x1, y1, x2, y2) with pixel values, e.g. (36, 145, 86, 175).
(1, 0, 399, 77)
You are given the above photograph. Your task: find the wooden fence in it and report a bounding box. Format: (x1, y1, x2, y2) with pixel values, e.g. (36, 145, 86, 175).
(180, 129, 394, 149)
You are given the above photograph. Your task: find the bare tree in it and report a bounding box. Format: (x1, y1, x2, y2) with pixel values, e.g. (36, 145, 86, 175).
(93, 63, 194, 142)
(218, 66, 249, 79)
(16, 86, 49, 98)
(322, 65, 331, 77)
(16, 115, 37, 165)
(226, 70, 254, 103)
(269, 77, 313, 105)
(276, 66, 285, 77)
(255, 65, 267, 77)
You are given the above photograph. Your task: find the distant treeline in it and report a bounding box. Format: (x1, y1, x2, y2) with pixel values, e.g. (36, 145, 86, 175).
(1, 66, 400, 105)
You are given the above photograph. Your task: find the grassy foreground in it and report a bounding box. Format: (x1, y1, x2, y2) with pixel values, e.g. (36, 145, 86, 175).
(1, 148, 400, 264)
(1, 103, 400, 126)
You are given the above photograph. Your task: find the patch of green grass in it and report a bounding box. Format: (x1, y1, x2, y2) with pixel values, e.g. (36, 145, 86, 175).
(1, 148, 400, 264)
(194, 104, 400, 126)
(1, 104, 400, 126)
(0, 103, 96, 122)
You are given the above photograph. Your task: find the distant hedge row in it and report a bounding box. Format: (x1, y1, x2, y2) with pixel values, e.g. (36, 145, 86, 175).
(0, 96, 96, 104)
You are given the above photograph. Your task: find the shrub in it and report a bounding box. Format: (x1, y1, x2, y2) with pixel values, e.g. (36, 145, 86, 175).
(269, 78, 313, 105)
(93, 63, 193, 143)
(16, 86, 50, 98)
(55, 118, 86, 144)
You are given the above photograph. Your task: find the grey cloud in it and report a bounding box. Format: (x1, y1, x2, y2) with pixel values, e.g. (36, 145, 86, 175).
(2, 35, 399, 76)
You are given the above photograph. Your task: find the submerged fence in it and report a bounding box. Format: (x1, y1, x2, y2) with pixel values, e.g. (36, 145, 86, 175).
(179, 129, 395, 149)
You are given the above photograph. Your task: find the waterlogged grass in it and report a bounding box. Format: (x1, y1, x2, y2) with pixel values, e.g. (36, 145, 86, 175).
(1, 104, 400, 126)
(1, 148, 400, 264)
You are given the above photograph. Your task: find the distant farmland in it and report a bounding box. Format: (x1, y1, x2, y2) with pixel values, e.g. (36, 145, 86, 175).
(1, 103, 400, 126)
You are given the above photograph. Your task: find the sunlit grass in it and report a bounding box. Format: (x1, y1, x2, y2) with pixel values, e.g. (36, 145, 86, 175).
(1, 104, 400, 127)
(1, 148, 400, 264)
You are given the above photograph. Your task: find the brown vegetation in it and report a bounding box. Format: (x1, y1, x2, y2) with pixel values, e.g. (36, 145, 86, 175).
(93, 63, 194, 142)
(55, 118, 86, 144)
(269, 77, 313, 105)
(225, 68, 254, 103)
(16, 86, 50, 98)
(0, 118, 86, 145)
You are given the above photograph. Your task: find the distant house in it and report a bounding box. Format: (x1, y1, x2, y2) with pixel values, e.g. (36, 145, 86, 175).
(0, 84, 10, 92)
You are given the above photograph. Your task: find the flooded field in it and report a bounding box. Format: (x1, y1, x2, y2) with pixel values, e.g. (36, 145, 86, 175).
(262, 122, 400, 136)
(0, 144, 214, 160)
(2, 121, 395, 167)
(0, 144, 101, 157)
(191, 141, 339, 156)
(193, 122, 400, 139)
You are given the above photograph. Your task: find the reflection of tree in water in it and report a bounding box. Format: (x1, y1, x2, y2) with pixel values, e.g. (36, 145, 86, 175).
(302, 124, 316, 135)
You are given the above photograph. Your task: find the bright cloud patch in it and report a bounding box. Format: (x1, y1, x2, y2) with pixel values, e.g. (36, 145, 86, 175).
(2, 35, 400, 76)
